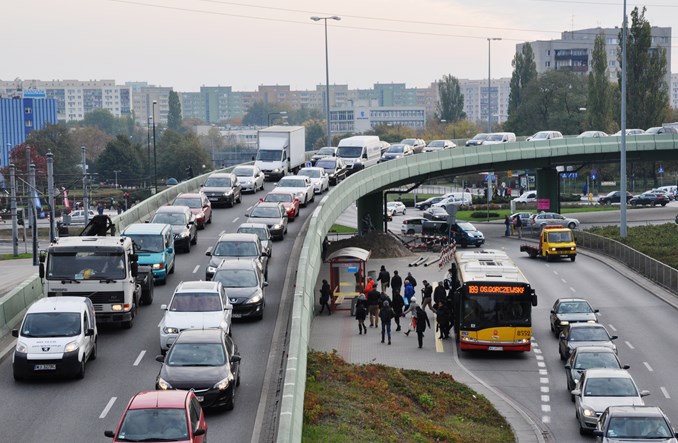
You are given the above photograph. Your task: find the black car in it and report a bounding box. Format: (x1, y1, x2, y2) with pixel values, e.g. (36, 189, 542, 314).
(559, 323, 617, 361)
(423, 206, 449, 221)
(564, 346, 628, 398)
(315, 157, 348, 186)
(549, 298, 598, 338)
(201, 172, 242, 207)
(155, 329, 241, 410)
(598, 191, 634, 205)
(213, 259, 267, 320)
(414, 196, 444, 211)
(149, 206, 197, 253)
(629, 192, 669, 207)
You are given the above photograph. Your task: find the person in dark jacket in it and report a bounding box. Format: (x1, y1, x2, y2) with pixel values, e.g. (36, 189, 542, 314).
(377, 265, 390, 292)
(367, 287, 381, 327)
(415, 306, 431, 348)
(420, 280, 433, 312)
(379, 300, 395, 345)
(433, 301, 450, 339)
(433, 281, 447, 306)
(406, 272, 417, 289)
(318, 279, 332, 315)
(391, 270, 403, 297)
(355, 294, 368, 335)
(391, 290, 404, 331)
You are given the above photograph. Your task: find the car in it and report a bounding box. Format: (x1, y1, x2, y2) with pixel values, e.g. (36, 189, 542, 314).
(513, 191, 537, 205)
(594, 405, 678, 442)
(205, 232, 268, 280)
(529, 212, 580, 230)
(572, 368, 649, 434)
(559, 323, 618, 361)
(104, 390, 207, 442)
(310, 146, 337, 165)
(655, 185, 677, 200)
(550, 298, 599, 338)
(298, 166, 330, 194)
(526, 130, 564, 141)
(629, 192, 669, 207)
(450, 221, 485, 248)
(149, 206, 198, 253)
(465, 133, 489, 146)
(598, 190, 634, 205)
(378, 140, 391, 154)
(399, 138, 426, 153)
(423, 139, 456, 152)
(156, 329, 241, 410)
(212, 259, 267, 320)
(232, 165, 265, 193)
(315, 157, 348, 185)
(245, 201, 288, 241)
(577, 131, 608, 138)
(482, 132, 516, 144)
(432, 195, 471, 210)
(60, 209, 97, 226)
(275, 175, 315, 207)
(644, 126, 678, 135)
(236, 222, 272, 258)
(613, 128, 645, 136)
(379, 144, 414, 162)
(414, 196, 444, 211)
(400, 217, 428, 235)
(122, 223, 176, 284)
(158, 280, 233, 353)
(423, 206, 449, 221)
(509, 212, 533, 228)
(201, 172, 242, 207)
(386, 201, 406, 216)
(172, 192, 212, 229)
(262, 190, 300, 221)
(565, 346, 628, 397)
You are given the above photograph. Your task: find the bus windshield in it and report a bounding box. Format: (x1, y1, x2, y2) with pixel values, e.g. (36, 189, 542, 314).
(461, 293, 532, 329)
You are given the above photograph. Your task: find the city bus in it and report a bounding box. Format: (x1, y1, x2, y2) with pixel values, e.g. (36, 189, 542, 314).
(453, 249, 537, 352)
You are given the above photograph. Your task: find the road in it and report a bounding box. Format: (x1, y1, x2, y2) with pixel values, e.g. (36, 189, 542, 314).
(0, 184, 320, 443)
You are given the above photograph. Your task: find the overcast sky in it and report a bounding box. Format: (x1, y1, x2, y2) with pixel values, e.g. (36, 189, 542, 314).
(3, 0, 676, 92)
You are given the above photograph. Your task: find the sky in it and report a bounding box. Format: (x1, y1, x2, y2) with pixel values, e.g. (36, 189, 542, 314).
(3, 0, 677, 92)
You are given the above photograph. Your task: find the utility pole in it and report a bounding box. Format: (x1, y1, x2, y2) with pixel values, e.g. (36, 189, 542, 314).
(29, 164, 38, 265)
(10, 164, 18, 257)
(82, 146, 89, 226)
(47, 150, 56, 242)
(114, 170, 121, 189)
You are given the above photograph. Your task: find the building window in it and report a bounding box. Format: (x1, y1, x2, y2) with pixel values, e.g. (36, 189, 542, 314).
(25, 120, 33, 128)
(24, 107, 32, 114)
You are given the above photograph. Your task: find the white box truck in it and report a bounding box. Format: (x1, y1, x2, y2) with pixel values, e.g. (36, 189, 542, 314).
(255, 126, 306, 181)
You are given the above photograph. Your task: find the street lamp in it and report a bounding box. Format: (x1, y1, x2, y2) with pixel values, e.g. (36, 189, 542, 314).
(147, 115, 152, 187)
(620, 0, 628, 238)
(267, 111, 287, 126)
(310, 15, 341, 147)
(152, 100, 158, 194)
(487, 37, 502, 133)
(113, 170, 121, 189)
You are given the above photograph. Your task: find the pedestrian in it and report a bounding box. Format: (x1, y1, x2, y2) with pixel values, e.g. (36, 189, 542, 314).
(379, 291, 392, 310)
(379, 300, 395, 345)
(318, 279, 332, 315)
(391, 270, 402, 297)
(378, 265, 390, 292)
(515, 214, 523, 239)
(321, 237, 329, 262)
(97, 201, 105, 216)
(415, 306, 431, 348)
(364, 276, 376, 294)
(403, 279, 415, 307)
(367, 285, 381, 328)
(391, 288, 404, 331)
(433, 281, 446, 306)
(420, 280, 433, 312)
(406, 272, 417, 290)
(402, 296, 419, 336)
(355, 294, 368, 335)
(504, 215, 510, 236)
(433, 301, 451, 339)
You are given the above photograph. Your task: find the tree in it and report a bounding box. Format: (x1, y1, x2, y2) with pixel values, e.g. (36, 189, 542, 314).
(507, 43, 538, 117)
(618, 6, 670, 129)
(81, 109, 132, 137)
(242, 101, 287, 126)
(71, 127, 114, 167)
(25, 123, 80, 183)
(198, 126, 225, 158)
(157, 130, 212, 182)
(304, 120, 326, 149)
(95, 135, 146, 187)
(435, 74, 466, 122)
(586, 33, 614, 133)
(167, 91, 183, 132)
(0, 144, 49, 194)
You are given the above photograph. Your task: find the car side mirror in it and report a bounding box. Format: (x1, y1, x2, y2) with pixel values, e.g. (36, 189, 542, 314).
(39, 263, 45, 279)
(206, 251, 212, 256)
(564, 364, 571, 369)
(640, 390, 651, 397)
(161, 304, 168, 310)
(11, 329, 18, 337)
(592, 430, 603, 437)
(231, 355, 241, 363)
(224, 305, 232, 311)
(571, 389, 581, 396)
(85, 328, 95, 337)
(550, 310, 555, 314)
(362, 153, 367, 159)
(559, 332, 565, 339)
(155, 355, 165, 363)
(594, 309, 599, 313)
(167, 247, 174, 254)
(263, 281, 269, 287)
(194, 429, 206, 437)
(104, 430, 115, 438)
(531, 294, 538, 307)
(610, 335, 618, 340)
(622, 364, 630, 369)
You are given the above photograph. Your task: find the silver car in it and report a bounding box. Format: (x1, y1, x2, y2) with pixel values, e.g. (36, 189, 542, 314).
(232, 165, 265, 193)
(530, 212, 580, 230)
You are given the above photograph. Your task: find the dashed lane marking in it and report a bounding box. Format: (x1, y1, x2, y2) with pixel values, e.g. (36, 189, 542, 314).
(133, 350, 146, 367)
(192, 265, 200, 274)
(561, 278, 567, 284)
(232, 217, 239, 223)
(569, 287, 576, 293)
(99, 397, 117, 419)
(661, 387, 670, 399)
(643, 362, 654, 372)
(625, 341, 635, 350)
(608, 324, 617, 332)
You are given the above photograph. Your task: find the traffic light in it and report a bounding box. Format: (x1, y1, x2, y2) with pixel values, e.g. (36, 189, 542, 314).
(185, 166, 194, 179)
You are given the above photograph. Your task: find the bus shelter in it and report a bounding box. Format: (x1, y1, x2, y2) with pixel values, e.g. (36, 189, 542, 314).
(326, 247, 371, 312)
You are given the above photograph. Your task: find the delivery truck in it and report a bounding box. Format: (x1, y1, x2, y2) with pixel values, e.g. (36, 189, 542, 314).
(255, 126, 306, 181)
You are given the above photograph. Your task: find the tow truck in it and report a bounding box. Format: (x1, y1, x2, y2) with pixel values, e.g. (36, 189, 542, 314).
(520, 225, 576, 262)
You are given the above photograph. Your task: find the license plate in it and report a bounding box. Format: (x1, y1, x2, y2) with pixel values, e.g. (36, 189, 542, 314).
(34, 364, 56, 370)
(195, 396, 204, 402)
(232, 313, 242, 318)
(208, 197, 218, 201)
(487, 346, 503, 351)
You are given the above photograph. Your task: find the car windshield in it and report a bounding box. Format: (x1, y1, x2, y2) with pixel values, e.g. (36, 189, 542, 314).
(386, 145, 405, 154)
(531, 132, 549, 140)
(401, 139, 416, 145)
(573, 352, 620, 370)
(237, 227, 268, 240)
(299, 169, 321, 178)
(151, 212, 187, 226)
(172, 197, 201, 208)
(547, 231, 573, 242)
(315, 160, 336, 169)
(168, 292, 222, 312)
(264, 193, 292, 203)
(117, 408, 189, 441)
(256, 149, 282, 161)
(47, 250, 126, 280)
(569, 327, 609, 341)
(336, 146, 363, 158)
(250, 207, 280, 218)
(213, 269, 259, 288)
(486, 134, 505, 142)
(233, 166, 253, 177)
(606, 417, 672, 439)
(583, 377, 638, 397)
(204, 177, 232, 187)
(166, 343, 226, 366)
(213, 241, 258, 257)
(278, 179, 306, 188)
(430, 207, 446, 214)
(428, 141, 444, 147)
(558, 301, 592, 313)
(472, 134, 489, 141)
(21, 312, 81, 337)
(457, 223, 476, 231)
(126, 234, 164, 253)
(317, 147, 335, 155)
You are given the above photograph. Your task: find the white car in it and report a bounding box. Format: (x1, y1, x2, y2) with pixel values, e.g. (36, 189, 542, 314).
(526, 130, 564, 141)
(232, 165, 265, 193)
(432, 196, 471, 209)
(159, 281, 232, 354)
(423, 140, 456, 152)
(513, 191, 537, 204)
(61, 209, 97, 225)
(275, 176, 315, 207)
(386, 201, 406, 216)
(297, 167, 330, 194)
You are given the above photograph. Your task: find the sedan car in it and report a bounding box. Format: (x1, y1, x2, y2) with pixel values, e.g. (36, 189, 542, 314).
(465, 133, 489, 146)
(598, 190, 634, 205)
(526, 130, 564, 141)
(530, 212, 580, 230)
(245, 201, 287, 240)
(423, 206, 449, 221)
(158, 281, 232, 353)
(423, 139, 456, 152)
(104, 390, 207, 442)
(310, 146, 337, 165)
(629, 192, 669, 207)
(150, 206, 198, 253)
(594, 405, 678, 442)
(577, 131, 608, 138)
(275, 176, 314, 207)
(379, 144, 414, 162)
(565, 346, 628, 397)
(236, 222, 272, 258)
(432, 195, 471, 209)
(172, 192, 212, 229)
(509, 212, 533, 228)
(298, 167, 330, 194)
(387, 201, 406, 216)
(232, 165, 265, 193)
(572, 368, 649, 434)
(559, 323, 618, 361)
(206, 233, 268, 280)
(400, 138, 426, 153)
(61, 209, 97, 226)
(315, 157, 348, 185)
(201, 172, 242, 207)
(156, 329, 241, 410)
(414, 196, 444, 211)
(400, 217, 428, 235)
(262, 190, 299, 221)
(613, 128, 645, 136)
(550, 298, 599, 338)
(212, 259, 267, 320)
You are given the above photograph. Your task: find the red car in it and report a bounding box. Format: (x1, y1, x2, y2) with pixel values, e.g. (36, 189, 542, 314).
(261, 190, 300, 222)
(172, 193, 212, 229)
(105, 390, 207, 442)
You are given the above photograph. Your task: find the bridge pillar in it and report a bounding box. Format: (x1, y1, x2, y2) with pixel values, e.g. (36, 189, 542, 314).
(356, 192, 384, 233)
(536, 168, 561, 214)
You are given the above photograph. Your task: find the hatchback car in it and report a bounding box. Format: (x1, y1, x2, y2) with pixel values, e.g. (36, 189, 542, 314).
(577, 131, 608, 138)
(565, 346, 628, 397)
(594, 405, 678, 442)
(298, 167, 330, 194)
(206, 233, 268, 280)
(156, 329, 241, 410)
(613, 129, 645, 136)
(276, 176, 315, 207)
(514, 191, 537, 205)
(423, 140, 456, 152)
(104, 390, 207, 442)
(232, 165, 265, 193)
(629, 192, 669, 207)
(530, 212, 580, 230)
(172, 192, 212, 229)
(423, 206, 449, 221)
(315, 157, 348, 185)
(245, 201, 288, 240)
(201, 172, 242, 207)
(572, 368, 649, 434)
(414, 196, 444, 211)
(379, 144, 414, 162)
(432, 196, 472, 209)
(400, 138, 426, 153)
(526, 130, 564, 141)
(236, 223, 272, 257)
(550, 298, 599, 337)
(159, 280, 232, 353)
(212, 259, 267, 320)
(387, 201, 406, 216)
(149, 206, 198, 253)
(598, 190, 634, 205)
(465, 133, 489, 146)
(262, 190, 299, 221)
(559, 323, 618, 361)
(400, 217, 428, 235)
(310, 146, 337, 165)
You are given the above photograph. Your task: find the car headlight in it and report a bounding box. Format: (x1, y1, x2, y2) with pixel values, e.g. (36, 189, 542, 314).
(247, 292, 263, 304)
(571, 247, 576, 250)
(395, 155, 402, 159)
(273, 168, 281, 173)
(163, 326, 180, 334)
(296, 192, 305, 199)
(214, 374, 234, 391)
(354, 159, 363, 164)
(272, 224, 283, 231)
(560, 320, 569, 326)
(207, 265, 216, 274)
(582, 407, 596, 417)
(64, 341, 79, 353)
(157, 377, 172, 390)
(179, 231, 189, 238)
(16, 341, 28, 353)
(152, 263, 165, 270)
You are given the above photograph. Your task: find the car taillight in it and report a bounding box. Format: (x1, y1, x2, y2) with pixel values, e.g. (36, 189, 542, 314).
(403, 220, 409, 224)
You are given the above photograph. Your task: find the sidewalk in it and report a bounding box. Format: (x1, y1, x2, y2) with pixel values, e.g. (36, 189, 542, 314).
(0, 259, 38, 297)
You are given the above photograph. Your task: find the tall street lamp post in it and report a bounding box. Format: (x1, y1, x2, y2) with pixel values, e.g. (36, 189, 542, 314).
(310, 15, 341, 147)
(152, 100, 158, 194)
(620, 0, 628, 238)
(147, 115, 152, 188)
(487, 37, 502, 133)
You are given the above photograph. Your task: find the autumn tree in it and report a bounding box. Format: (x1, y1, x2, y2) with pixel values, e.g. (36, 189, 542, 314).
(435, 74, 466, 122)
(157, 130, 213, 181)
(25, 123, 80, 182)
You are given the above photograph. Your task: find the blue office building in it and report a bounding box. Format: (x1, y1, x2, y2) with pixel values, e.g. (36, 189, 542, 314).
(0, 91, 58, 168)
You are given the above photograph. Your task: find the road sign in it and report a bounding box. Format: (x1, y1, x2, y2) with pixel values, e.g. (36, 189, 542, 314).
(305, 161, 312, 168)
(658, 166, 664, 174)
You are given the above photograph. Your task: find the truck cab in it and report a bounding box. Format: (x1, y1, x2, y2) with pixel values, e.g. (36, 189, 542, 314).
(521, 225, 576, 262)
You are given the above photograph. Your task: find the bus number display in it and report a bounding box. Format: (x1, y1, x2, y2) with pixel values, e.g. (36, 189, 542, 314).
(468, 285, 526, 295)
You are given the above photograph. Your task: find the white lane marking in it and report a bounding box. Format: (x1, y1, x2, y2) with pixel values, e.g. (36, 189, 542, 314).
(625, 341, 635, 350)
(545, 264, 551, 268)
(535, 355, 544, 361)
(643, 362, 654, 372)
(552, 270, 558, 275)
(608, 324, 617, 332)
(533, 348, 542, 354)
(232, 217, 239, 223)
(541, 386, 549, 393)
(660, 387, 670, 399)
(133, 350, 146, 367)
(542, 416, 551, 423)
(569, 287, 576, 293)
(100, 397, 117, 419)
(541, 404, 551, 412)
(540, 377, 549, 384)
(541, 395, 550, 402)
(192, 265, 200, 274)
(537, 362, 546, 368)
(561, 278, 567, 284)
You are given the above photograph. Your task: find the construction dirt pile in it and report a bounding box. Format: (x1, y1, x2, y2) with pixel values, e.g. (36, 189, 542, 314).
(326, 231, 414, 259)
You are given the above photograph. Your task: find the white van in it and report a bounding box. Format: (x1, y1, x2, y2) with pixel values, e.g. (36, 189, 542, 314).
(442, 191, 474, 204)
(482, 132, 517, 145)
(336, 135, 383, 175)
(514, 191, 537, 204)
(12, 297, 97, 380)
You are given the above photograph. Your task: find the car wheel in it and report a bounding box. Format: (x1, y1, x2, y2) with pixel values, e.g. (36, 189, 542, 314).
(570, 393, 575, 402)
(559, 349, 566, 361)
(75, 358, 86, 379)
(207, 213, 212, 224)
(661, 203, 666, 207)
(407, 229, 415, 235)
(631, 201, 637, 206)
(570, 255, 576, 262)
(567, 222, 576, 229)
(122, 308, 135, 329)
(13, 371, 23, 382)
(169, 262, 175, 274)
(651, 201, 657, 207)
(224, 386, 236, 411)
(237, 193, 242, 204)
(302, 197, 307, 208)
(550, 322, 554, 332)
(236, 372, 241, 386)
(579, 425, 587, 435)
(90, 339, 98, 361)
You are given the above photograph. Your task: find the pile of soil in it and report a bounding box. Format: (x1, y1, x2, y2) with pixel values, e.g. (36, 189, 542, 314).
(326, 231, 414, 259)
